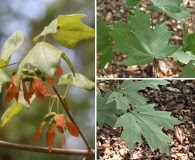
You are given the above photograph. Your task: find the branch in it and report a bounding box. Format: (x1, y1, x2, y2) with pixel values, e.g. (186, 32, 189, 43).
(0, 140, 95, 156)
(52, 87, 93, 155)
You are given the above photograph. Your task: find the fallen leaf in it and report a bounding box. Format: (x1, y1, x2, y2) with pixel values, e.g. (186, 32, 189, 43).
(174, 127, 185, 144)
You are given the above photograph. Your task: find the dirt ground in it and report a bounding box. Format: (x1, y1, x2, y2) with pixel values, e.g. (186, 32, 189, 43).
(97, 80, 195, 160)
(97, 0, 195, 78)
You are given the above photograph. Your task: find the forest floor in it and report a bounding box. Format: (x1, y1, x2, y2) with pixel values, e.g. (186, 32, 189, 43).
(97, 80, 195, 159)
(97, 0, 195, 78)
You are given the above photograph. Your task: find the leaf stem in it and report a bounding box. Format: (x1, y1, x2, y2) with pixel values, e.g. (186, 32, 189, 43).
(52, 87, 93, 156)
(0, 140, 95, 156)
(0, 61, 21, 69)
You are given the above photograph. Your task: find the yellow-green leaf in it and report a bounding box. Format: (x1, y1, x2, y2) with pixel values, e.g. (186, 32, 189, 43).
(53, 14, 95, 48)
(33, 19, 57, 42)
(58, 73, 95, 91)
(0, 30, 24, 63)
(1, 102, 23, 127)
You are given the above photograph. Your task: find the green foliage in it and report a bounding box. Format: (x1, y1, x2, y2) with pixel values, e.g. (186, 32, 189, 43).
(0, 31, 24, 64)
(97, 91, 118, 128)
(17, 42, 63, 84)
(58, 73, 95, 91)
(110, 10, 179, 66)
(179, 60, 195, 78)
(34, 14, 95, 49)
(97, 1, 194, 77)
(97, 21, 113, 69)
(114, 104, 181, 154)
(97, 80, 183, 154)
(148, 0, 191, 22)
(183, 30, 195, 54)
(124, 0, 141, 6)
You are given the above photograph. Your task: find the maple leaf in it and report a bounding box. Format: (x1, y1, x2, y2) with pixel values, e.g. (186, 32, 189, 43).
(107, 80, 169, 112)
(114, 104, 182, 154)
(46, 123, 55, 152)
(148, 0, 191, 22)
(109, 10, 179, 66)
(97, 21, 113, 69)
(97, 91, 118, 128)
(33, 122, 45, 142)
(66, 121, 79, 137)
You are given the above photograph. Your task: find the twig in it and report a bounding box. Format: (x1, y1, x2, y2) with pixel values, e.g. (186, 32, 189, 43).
(52, 87, 93, 157)
(0, 140, 95, 156)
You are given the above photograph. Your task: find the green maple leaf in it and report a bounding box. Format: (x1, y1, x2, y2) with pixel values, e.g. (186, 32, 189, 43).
(183, 30, 195, 54)
(124, 0, 141, 6)
(114, 104, 182, 154)
(179, 60, 195, 78)
(149, 0, 191, 22)
(97, 91, 118, 128)
(97, 21, 113, 69)
(109, 10, 180, 66)
(107, 80, 169, 112)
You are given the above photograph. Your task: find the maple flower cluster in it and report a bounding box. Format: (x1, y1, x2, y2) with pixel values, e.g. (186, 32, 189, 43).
(4, 66, 63, 105)
(33, 113, 79, 152)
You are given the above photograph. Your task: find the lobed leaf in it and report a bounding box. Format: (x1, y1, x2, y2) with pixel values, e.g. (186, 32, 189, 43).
(97, 91, 118, 128)
(1, 102, 23, 127)
(182, 30, 195, 54)
(109, 10, 180, 66)
(52, 14, 95, 48)
(107, 80, 170, 111)
(170, 48, 195, 64)
(33, 19, 57, 42)
(149, 0, 191, 22)
(114, 104, 182, 155)
(97, 21, 113, 69)
(58, 73, 95, 91)
(179, 60, 195, 78)
(17, 42, 62, 86)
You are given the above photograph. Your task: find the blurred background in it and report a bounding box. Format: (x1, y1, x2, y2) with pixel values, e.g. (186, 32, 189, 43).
(0, 0, 95, 160)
